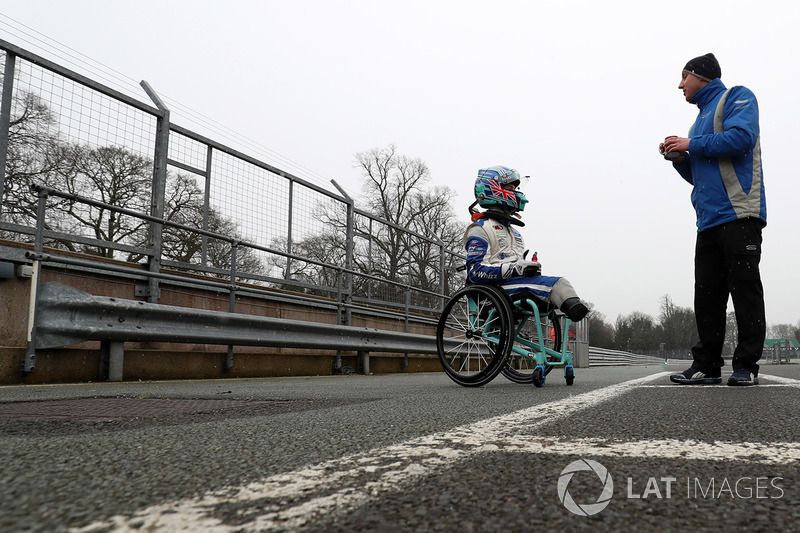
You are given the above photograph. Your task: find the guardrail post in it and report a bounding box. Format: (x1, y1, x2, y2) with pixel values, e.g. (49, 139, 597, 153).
(331, 180, 353, 327)
(358, 350, 370, 374)
(21, 188, 48, 374)
(108, 341, 125, 381)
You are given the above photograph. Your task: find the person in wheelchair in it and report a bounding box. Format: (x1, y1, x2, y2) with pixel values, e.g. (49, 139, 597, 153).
(464, 165, 589, 323)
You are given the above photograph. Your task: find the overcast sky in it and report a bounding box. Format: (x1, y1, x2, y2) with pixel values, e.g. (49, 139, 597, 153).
(2, 0, 798, 327)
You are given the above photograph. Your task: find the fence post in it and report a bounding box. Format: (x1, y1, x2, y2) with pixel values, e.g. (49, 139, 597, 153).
(358, 350, 370, 375)
(367, 218, 374, 301)
(331, 180, 353, 327)
(140, 81, 169, 304)
(0, 50, 16, 213)
(286, 178, 294, 280)
(437, 237, 445, 296)
(201, 145, 213, 266)
(403, 285, 411, 369)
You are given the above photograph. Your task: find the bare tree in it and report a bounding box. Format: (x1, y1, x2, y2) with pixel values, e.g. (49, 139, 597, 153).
(0, 90, 73, 230)
(301, 144, 463, 305)
(767, 323, 798, 340)
(155, 172, 208, 263)
(405, 186, 465, 296)
(53, 145, 152, 257)
(354, 144, 432, 283)
(136, 172, 267, 277)
(267, 233, 346, 296)
(1, 96, 152, 256)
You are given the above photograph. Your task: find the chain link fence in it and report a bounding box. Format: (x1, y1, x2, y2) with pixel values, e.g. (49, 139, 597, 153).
(0, 38, 465, 325)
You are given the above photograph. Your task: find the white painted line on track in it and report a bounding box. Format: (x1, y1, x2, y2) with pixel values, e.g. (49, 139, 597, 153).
(495, 435, 800, 463)
(71, 371, 799, 532)
(759, 373, 800, 386)
(638, 373, 800, 388)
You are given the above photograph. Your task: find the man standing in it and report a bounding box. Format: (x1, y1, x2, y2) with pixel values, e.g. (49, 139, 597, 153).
(660, 53, 767, 386)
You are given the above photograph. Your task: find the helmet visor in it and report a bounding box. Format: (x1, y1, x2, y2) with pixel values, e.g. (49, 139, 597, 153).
(514, 175, 529, 191)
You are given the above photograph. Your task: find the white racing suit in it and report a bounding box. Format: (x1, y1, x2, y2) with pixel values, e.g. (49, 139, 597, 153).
(464, 214, 580, 309)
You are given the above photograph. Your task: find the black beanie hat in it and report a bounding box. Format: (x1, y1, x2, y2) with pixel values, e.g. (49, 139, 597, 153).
(683, 53, 721, 82)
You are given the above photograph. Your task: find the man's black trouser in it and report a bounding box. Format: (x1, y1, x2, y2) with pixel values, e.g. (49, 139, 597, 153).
(691, 217, 766, 376)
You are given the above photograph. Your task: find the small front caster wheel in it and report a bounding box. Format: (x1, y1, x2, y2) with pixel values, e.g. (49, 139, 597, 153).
(532, 365, 546, 387)
(565, 365, 575, 386)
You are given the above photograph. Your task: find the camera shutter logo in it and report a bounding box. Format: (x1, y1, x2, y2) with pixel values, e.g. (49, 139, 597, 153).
(557, 459, 614, 516)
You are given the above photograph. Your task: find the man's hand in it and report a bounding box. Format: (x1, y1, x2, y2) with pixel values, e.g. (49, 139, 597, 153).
(659, 135, 689, 163)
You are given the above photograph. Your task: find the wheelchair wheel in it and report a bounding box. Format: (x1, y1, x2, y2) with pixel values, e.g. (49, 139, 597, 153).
(565, 365, 575, 386)
(502, 310, 563, 384)
(436, 285, 514, 387)
(532, 365, 546, 387)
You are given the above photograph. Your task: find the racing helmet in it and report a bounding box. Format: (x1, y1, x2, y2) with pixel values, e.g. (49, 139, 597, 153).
(474, 165, 528, 212)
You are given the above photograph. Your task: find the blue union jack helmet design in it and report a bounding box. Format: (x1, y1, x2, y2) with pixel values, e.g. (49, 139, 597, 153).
(474, 165, 528, 211)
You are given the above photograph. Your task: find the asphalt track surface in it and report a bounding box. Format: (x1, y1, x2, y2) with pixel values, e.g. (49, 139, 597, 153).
(1, 362, 799, 532)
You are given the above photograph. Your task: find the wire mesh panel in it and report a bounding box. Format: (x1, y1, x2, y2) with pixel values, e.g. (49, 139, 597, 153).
(2, 51, 157, 260)
(168, 129, 208, 173)
(208, 150, 289, 251)
(16, 57, 155, 158)
(292, 180, 346, 245)
(351, 213, 399, 306)
(286, 181, 347, 291)
(1, 40, 463, 326)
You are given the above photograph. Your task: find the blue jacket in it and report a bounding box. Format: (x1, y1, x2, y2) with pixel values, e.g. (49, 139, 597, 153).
(673, 78, 766, 232)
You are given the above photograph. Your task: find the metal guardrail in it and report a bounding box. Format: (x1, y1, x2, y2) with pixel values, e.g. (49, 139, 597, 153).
(12, 184, 453, 378)
(30, 281, 449, 380)
(588, 347, 666, 366)
(11, 180, 458, 377)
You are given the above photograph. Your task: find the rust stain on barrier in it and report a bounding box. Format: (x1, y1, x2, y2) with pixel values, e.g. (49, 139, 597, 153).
(0, 397, 271, 421)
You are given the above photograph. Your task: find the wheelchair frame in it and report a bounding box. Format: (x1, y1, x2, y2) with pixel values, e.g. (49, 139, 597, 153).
(436, 283, 575, 388)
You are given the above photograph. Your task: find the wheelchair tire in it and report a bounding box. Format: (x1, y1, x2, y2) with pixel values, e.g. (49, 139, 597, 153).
(532, 365, 546, 387)
(436, 285, 514, 387)
(502, 310, 563, 384)
(565, 365, 575, 386)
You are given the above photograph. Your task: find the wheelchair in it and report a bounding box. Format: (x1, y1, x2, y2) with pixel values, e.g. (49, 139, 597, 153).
(436, 283, 575, 388)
